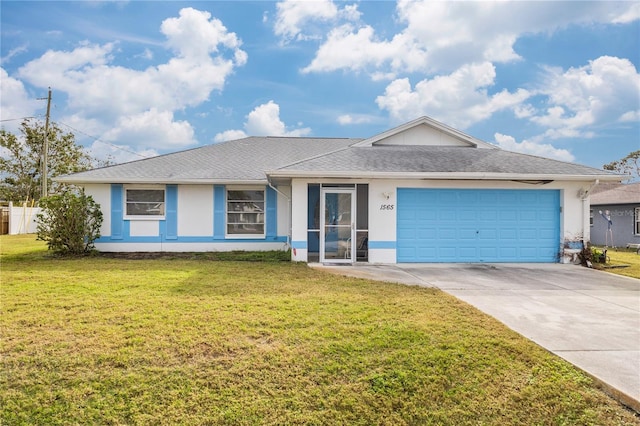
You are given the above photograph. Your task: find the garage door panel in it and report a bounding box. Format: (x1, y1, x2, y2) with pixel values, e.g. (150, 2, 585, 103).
(500, 228, 517, 239)
(418, 247, 437, 258)
(438, 228, 458, 239)
(459, 210, 476, 221)
(499, 247, 518, 258)
(500, 210, 518, 221)
(478, 192, 498, 203)
(459, 228, 478, 239)
(459, 247, 478, 257)
(479, 229, 498, 239)
(538, 210, 557, 221)
(519, 210, 537, 221)
(397, 189, 559, 263)
(479, 210, 498, 221)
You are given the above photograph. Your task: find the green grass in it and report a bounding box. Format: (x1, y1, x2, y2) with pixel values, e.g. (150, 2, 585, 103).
(2, 235, 638, 425)
(594, 247, 640, 279)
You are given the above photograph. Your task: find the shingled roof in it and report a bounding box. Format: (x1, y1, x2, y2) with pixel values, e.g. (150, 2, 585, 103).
(57, 137, 359, 184)
(269, 145, 622, 181)
(58, 118, 623, 184)
(590, 182, 640, 205)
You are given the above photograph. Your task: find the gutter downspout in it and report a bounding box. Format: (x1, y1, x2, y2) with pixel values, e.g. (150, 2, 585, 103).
(580, 179, 599, 248)
(267, 179, 292, 251)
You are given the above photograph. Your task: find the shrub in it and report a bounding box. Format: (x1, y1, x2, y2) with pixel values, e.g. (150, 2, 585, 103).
(577, 242, 594, 267)
(36, 188, 103, 255)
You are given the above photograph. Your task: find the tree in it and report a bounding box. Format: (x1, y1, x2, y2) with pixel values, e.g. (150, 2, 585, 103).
(36, 188, 103, 255)
(603, 150, 640, 180)
(0, 118, 94, 203)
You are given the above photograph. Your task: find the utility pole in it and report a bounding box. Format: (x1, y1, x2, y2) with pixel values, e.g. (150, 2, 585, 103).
(40, 87, 52, 199)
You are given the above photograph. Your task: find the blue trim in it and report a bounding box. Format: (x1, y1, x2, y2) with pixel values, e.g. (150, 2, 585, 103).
(213, 185, 225, 239)
(266, 186, 277, 239)
(291, 240, 308, 249)
(212, 187, 216, 236)
(165, 185, 178, 240)
(368, 240, 397, 249)
(103, 183, 287, 246)
(95, 235, 288, 244)
(123, 220, 130, 239)
(110, 184, 123, 240)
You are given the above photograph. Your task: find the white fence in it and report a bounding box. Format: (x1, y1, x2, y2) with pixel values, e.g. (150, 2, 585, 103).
(1, 202, 41, 235)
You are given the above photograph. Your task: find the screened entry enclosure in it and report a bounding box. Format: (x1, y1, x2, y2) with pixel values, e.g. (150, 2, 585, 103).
(308, 184, 368, 263)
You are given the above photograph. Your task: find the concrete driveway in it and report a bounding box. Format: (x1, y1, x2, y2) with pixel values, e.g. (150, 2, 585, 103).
(313, 263, 640, 412)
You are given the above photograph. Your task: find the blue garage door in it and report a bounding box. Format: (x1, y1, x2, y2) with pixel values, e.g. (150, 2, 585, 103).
(397, 189, 560, 263)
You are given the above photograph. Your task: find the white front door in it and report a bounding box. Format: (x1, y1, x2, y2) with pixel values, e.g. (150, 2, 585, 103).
(320, 188, 355, 264)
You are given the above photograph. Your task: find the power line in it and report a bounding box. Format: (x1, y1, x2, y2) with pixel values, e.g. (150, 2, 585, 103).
(0, 116, 38, 123)
(56, 121, 152, 160)
(2, 114, 152, 160)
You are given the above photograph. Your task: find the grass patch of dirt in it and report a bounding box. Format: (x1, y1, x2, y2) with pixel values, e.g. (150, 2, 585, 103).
(2, 235, 638, 425)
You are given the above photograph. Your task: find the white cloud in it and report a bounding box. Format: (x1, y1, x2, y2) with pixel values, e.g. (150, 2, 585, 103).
(302, 1, 635, 76)
(302, 25, 411, 76)
(161, 7, 245, 61)
(494, 133, 575, 162)
(337, 114, 373, 125)
(214, 129, 247, 143)
(531, 56, 640, 139)
(1, 45, 28, 63)
(14, 8, 246, 151)
(88, 140, 159, 166)
(102, 109, 196, 149)
(610, 2, 640, 24)
(619, 110, 640, 122)
(245, 101, 311, 136)
(136, 48, 153, 60)
(274, 0, 339, 41)
(375, 62, 531, 128)
(0, 68, 40, 126)
(339, 4, 361, 22)
(214, 101, 311, 142)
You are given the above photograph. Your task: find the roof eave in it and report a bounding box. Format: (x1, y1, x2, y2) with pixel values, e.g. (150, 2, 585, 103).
(54, 177, 269, 185)
(267, 170, 625, 181)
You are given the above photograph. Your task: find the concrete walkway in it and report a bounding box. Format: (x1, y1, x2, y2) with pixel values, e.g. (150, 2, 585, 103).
(311, 263, 640, 412)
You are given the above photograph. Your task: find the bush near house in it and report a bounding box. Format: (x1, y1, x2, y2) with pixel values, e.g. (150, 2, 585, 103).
(1, 235, 638, 425)
(36, 188, 103, 255)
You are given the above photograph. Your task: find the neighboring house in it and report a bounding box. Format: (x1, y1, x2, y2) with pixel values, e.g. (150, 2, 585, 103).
(590, 182, 640, 248)
(57, 116, 622, 264)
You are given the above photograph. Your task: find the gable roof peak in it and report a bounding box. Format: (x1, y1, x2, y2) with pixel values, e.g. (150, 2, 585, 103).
(354, 116, 496, 149)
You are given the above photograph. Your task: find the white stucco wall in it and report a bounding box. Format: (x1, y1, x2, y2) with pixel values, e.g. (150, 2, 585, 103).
(84, 184, 111, 237)
(84, 183, 291, 252)
(290, 178, 595, 264)
(93, 241, 287, 252)
(290, 180, 309, 261)
(178, 185, 213, 236)
(272, 184, 291, 243)
(375, 124, 473, 147)
(129, 220, 159, 237)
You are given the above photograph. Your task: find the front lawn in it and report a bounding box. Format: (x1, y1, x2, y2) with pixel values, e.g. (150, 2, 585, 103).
(1, 235, 638, 425)
(594, 247, 640, 279)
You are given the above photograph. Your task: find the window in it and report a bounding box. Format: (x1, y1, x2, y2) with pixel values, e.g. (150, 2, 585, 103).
(635, 208, 640, 235)
(227, 189, 264, 236)
(125, 188, 165, 217)
(590, 209, 594, 226)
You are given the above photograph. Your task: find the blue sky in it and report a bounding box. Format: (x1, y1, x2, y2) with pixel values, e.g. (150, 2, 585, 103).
(1, 1, 639, 169)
